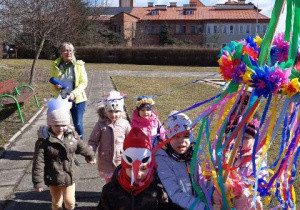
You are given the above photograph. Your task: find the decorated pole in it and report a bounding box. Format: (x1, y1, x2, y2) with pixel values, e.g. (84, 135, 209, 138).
(223, 0, 287, 184)
(258, 0, 286, 66)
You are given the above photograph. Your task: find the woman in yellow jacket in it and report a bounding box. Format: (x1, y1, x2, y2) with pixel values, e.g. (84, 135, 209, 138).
(50, 42, 88, 140)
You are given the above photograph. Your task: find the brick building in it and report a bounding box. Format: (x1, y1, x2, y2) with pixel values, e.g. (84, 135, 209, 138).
(89, 0, 270, 47)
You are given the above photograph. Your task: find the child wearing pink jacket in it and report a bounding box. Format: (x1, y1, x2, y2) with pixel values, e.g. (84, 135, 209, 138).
(88, 91, 131, 183)
(130, 95, 165, 149)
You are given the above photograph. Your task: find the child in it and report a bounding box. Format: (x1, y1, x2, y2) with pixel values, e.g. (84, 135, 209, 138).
(97, 127, 169, 210)
(155, 111, 206, 210)
(213, 113, 267, 210)
(131, 95, 165, 148)
(32, 97, 95, 210)
(88, 90, 131, 183)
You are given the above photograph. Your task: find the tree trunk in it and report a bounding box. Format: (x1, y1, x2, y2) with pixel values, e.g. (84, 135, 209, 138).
(29, 36, 45, 85)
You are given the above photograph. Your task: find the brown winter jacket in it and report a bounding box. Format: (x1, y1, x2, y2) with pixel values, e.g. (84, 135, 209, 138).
(88, 107, 131, 174)
(32, 126, 94, 188)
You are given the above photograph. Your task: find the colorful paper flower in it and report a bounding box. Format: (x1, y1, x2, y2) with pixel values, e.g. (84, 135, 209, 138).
(218, 53, 234, 81)
(267, 66, 291, 93)
(282, 78, 300, 97)
(242, 36, 260, 61)
(254, 35, 262, 47)
(270, 33, 290, 66)
(242, 67, 254, 84)
(231, 61, 247, 84)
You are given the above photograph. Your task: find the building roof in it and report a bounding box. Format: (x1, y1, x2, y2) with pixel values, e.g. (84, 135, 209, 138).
(89, 7, 134, 16)
(130, 6, 269, 21)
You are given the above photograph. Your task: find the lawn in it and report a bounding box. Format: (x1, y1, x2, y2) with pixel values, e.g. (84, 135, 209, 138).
(0, 59, 297, 208)
(0, 59, 215, 148)
(112, 75, 299, 208)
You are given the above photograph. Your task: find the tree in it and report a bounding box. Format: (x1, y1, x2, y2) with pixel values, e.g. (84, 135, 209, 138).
(159, 22, 176, 45)
(0, 0, 94, 85)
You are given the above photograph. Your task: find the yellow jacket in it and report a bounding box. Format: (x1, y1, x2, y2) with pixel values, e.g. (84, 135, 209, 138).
(50, 57, 88, 104)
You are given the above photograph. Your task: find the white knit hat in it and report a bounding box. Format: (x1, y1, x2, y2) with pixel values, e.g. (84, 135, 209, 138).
(104, 90, 125, 111)
(46, 94, 71, 125)
(47, 109, 71, 125)
(166, 111, 192, 139)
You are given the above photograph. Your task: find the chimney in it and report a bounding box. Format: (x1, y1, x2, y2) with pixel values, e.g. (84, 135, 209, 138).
(170, 2, 177, 7)
(148, 2, 154, 7)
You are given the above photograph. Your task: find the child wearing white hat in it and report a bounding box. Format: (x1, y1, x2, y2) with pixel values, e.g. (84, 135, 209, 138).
(155, 111, 206, 210)
(32, 96, 95, 210)
(88, 90, 131, 183)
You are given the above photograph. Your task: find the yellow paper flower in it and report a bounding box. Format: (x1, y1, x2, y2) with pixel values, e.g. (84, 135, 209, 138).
(282, 78, 300, 98)
(254, 35, 262, 47)
(242, 67, 254, 84)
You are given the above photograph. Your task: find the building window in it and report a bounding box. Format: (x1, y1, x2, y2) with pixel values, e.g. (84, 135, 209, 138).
(112, 25, 117, 33)
(175, 25, 180, 34)
(207, 24, 217, 34)
(191, 25, 196, 34)
(222, 25, 227, 34)
(206, 43, 211, 48)
(245, 25, 251, 34)
(151, 25, 155, 34)
(117, 25, 121, 33)
(160, 25, 164, 33)
(197, 25, 202, 34)
(262, 25, 267, 34)
(182, 25, 186, 34)
(144, 25, 148, 34)
(256, 25, 261, 34)
(151, 10, 159, 15)
(213, 25, 217, 34)
(185, 10, 193, 15)
(239, 25, 244, 35)
(229, 25, 234, 34)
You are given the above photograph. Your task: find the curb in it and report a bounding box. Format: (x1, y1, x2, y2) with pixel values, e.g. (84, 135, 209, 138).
(0, 106, 45, 158)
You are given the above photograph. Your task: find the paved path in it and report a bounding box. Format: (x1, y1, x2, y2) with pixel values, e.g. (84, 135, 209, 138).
(0, 70, 220, 210)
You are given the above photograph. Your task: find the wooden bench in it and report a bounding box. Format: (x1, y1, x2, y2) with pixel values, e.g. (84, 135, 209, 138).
(0, 78, 39, 123)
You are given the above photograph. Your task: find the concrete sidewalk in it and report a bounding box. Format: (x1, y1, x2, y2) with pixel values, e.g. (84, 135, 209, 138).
(0, 71, 114, 210)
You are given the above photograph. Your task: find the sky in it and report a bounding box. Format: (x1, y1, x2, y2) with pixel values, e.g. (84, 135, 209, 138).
(99, 0, 286, 33)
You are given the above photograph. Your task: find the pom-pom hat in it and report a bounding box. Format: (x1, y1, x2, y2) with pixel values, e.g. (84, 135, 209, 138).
(104, 90, 125, 111)
(166, 111, 192, 139)
(136, 95, 155, 111)
(122, 127, 152, 185)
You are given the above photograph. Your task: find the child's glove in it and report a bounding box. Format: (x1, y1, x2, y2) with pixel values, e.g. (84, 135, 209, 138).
(88, 158, 97, 165)
(35, 187, 44, 192)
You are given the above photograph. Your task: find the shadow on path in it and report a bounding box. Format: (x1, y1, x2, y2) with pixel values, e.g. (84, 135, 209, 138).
(3, 190, 100, 210)
(1, 150, 34, 161)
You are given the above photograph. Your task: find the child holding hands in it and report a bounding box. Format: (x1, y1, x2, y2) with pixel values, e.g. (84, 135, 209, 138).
(32, 97, 95, 210)
(88, 90, 131, 183)
(131, 95, 165, 148)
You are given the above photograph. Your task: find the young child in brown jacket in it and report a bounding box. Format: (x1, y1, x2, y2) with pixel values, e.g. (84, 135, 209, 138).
(32, 96, 95, 210)
(88, 90, 131, 183)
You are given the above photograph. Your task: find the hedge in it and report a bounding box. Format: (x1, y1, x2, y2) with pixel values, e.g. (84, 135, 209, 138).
(17, 46, 220, 66)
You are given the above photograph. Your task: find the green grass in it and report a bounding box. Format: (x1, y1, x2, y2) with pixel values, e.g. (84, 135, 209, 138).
(112, 75, 300, 208)
(0, 59, 215, 148)
(112, 76, 220, 122)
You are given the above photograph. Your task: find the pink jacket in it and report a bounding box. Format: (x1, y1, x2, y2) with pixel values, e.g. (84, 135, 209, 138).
(88, 112, 131, 174)
(130, 109, 165, 148)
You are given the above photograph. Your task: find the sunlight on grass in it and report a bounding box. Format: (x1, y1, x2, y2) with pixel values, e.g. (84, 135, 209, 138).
(113, 75, 300, 208)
